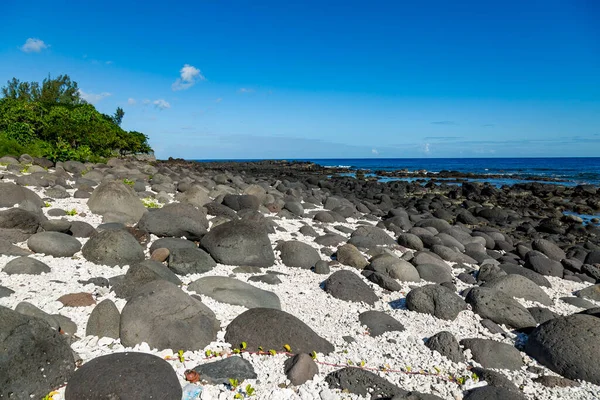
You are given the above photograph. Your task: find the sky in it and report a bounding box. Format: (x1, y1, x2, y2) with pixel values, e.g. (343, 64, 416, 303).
(1, 0, 599, 159)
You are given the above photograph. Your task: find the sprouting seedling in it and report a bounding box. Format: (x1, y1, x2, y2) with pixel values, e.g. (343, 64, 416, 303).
(245, 384, 256, 396)
(346, 359, 354, 366)
(123, 178, 135, 186)
(177, 349, 185, 363)
(44, 202, 51, 207)
(234, 394, 243, 399)
(360, 360, 365, 367)
(66, 209, 77, 216)
(229, 378, 240, 390)
(42, 392, 59, 400)
(205, 349, 212, 357)
(232, 348, 241, 354)
(283, 344, 291, 353)
(240, 342, 247, 350)
(310, 351, 317, 360)
(258, 346, 263, 353)
(268, 349, 277, 356)
(405, 365, 412, 372)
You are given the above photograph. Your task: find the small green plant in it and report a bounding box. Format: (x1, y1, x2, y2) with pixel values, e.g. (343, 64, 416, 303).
(177, 349, 185, 363)
(141, 197, 161, 208)
(20, 165, 29, 173)
(245, 384, 256, 396)
(66, 209, 77, 216)
(232, 348, 241, 354)
(205, 349, 213, 357)
(257, 346, 263, 353)
(234, 394, 243, 399)
(268, 349, 277, 356)
(229, 378, 240, 390)
(310, 351, 317, 360)
(240, 342, 247, 350)
(44, 202, 51, 207)
(123, 178, 135, 186)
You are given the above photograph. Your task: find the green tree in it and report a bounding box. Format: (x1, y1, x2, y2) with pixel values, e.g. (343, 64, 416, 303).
(1, 75, 83, 104)
(113, 107, 125, 126)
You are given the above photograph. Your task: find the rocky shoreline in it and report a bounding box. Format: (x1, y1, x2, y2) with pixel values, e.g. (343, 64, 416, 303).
(1, 154, 600, 400)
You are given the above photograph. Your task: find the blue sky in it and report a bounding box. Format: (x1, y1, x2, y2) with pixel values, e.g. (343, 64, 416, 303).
(1, 0, 599, 159)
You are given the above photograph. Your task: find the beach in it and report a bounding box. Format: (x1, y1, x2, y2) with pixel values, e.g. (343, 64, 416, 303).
(1, 155, 600, 400)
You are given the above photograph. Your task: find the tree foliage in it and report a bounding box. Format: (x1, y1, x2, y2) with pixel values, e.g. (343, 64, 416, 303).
(0, 75, 152, 162)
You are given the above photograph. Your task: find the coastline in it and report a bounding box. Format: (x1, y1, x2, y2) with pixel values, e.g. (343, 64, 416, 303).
(1, 155, 600, 399)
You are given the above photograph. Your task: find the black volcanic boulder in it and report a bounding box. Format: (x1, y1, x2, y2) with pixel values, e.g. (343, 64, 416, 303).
(0, 207, 44, 236)
(64, 352, 181, 400)
(531, 239, 566, 261)
(120, 280, 219, 351)
(225, 308, 334, 354)
(188, 276, 281, 309)
(358, 310, 405, 336)
(136, 202, 208, 240)
(406, 284, 467, 320)
(201, 220, 275, 267)
(525, 314, 600, 385)
(82, 229, 145, 266)
(325, 367, 406, 398)
(277, 240, 321, 269)
(27, 231, 82, 257)
(0, 182, 44, 208)
(465, 287, 536, 329)
(323, 270, 378, 305)
(460, 338, 524, 370)
(482, 274, 552, 306)
(425, 331, 463, 363)
(0, 306, 75, 399)
(350, 225, 396, 246)
(87, 181, 147, 224)
(525, 250, 564, 277)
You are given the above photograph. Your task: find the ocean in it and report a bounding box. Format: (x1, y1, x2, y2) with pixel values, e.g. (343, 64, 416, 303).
(299, 157, 600, 188)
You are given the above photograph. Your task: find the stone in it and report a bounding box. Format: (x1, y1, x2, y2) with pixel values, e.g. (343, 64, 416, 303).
(82, 229, 145, 266)
(466, 287, 536, 329)
(200, 219, 275, 267)
(69, 221, 96, 238)
(175, 185, 211, 207)
(359, 310, 404, 336)
(193, 356, 257, 385)
(284, 353, 318, 385)
(27, 231, 81, 257)
(415, 263, 453, 284)
(525, 250, 564, 277)
(225, 308, 334, 354)
(3, 256, 50, 275)
(57, 292, 96, 307)
(336, 243, 368, 269)
(151, 247, 170, 262)
(363, 270, 403, 291)
(527, 307, 558, 325)
(314, 260, 330, 274)
(560, 296, 595, 309)
(482, 274, 552, 306)
(425, 331, 463, 363)
(533, 375, 580, 388)
(167, 247, 216, 275)
(499, 264, 551, 287)
(0, 306, 74, 399)
(52, 314, 77, 336)
(277, 240, 321, 269)
(113, 260, 182, 300)
(0, 207, 44, 234)
(463, 386, 526, 400)
(470, 367, 519, 392)
(188, 276, 281, 309)
(325, 367, 405, 398)
(64, 352, 181, 400)
(532, 239, 566, 261)
(323, 270, 378, 305)
(461, 338, 524, 370)
(87, 181, 147, 224)
(149, 237, 198, 254)
(15, 301, 60, 330)
(397, 233, 424, 251)
(86, 299, 120, 338)
(406, 284, 467, 320)
(525, 314, 600, 385)
(136, 203, 208, 240)
(351, 225, 396, 246)
(284, 201, 304, 216)
(120, 280, 219, 351)
(577, 284, 600, 301)
(314, 233, 346, 246)
(367, 254, 420, 282)
(248, 273, 282, 285)
(0, 182, 44, 208)
(0, 285, 15, 298)
(0, 238, 31, 256)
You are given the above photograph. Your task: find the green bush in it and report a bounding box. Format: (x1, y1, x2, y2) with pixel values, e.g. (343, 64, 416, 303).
(0, 75, 152, 162)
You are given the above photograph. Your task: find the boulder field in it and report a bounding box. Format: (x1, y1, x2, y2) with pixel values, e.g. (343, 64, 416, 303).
(0, 156, 599, 399)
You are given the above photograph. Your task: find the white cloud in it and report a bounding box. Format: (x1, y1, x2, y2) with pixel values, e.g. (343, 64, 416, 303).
(21, 38, 48, 53)
(142, 99, 151, 105)
(127, 98, 136, 105)
(172, 64, 205, 91)
(153, 99, 171, 110)
(78, 89, 111, 104)
(215, 98, 222, 103)
(371, 148, 379, 155)
(238, 88, 255, 93)
(424, 143, 431, 153)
